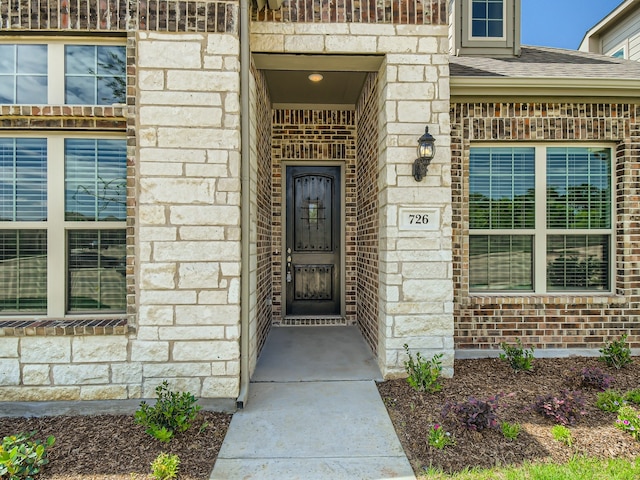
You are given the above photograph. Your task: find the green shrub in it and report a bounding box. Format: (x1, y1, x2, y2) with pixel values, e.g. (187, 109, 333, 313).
(427, 424, 455, 449)
(403, 344, 443, 393)
(551, 425, 574, 447)
(599, 334, 633, 370)
(151, 452, 180, 480)
(135, 381, 201, 442)
(499, 338, 534, 372)
(0, 432, 55, 480)
(596, 390, 626, 413)
(625, 388, 640, 405)
(501, 421, 521, 440)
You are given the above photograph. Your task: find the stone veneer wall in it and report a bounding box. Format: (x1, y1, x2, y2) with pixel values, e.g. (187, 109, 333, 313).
(451, 102, 640, 351)
(135, 30, 242, 399)
(355, 73, 380, 353)
(270, 109, 358, 325)
(0, 0, 242, 404)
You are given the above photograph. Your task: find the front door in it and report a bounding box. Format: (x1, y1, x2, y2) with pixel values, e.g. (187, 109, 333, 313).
(285, 165, 341, 316)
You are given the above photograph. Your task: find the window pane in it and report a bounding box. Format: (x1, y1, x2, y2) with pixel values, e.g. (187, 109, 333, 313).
(16, 75, 48, 104)
(17, 45, 48, 74)
(470, 147, 535, 229)
(547, 235, 609, 291)
(0, 45, 15, 74)
(471, 0, 503, 37)
(65, 45, 95, 75)
(470, 235, 533, 291)
(66, 75, 96, 104)
(547, 147, 611, 229)
(0, 138, 47, 221)
(65, 45, 126, 105)
(0, 230, 47, 312)
(68, 229, 126, 312)
(0, 45, 47, 104)
(65, 139, 126, 221)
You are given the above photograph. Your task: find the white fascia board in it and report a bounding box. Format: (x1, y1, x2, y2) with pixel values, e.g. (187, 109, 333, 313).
(450, 76, 640, 98)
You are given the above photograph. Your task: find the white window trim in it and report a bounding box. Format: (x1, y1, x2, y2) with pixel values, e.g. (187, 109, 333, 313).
(0, 131, 126, 318)
(0, 37, 126, 106)
(467, 0, 507, 41)
(468, 143, 615, 295)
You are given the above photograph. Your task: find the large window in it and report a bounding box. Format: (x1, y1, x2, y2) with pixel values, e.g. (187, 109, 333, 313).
(0, 135, 126, 315)
(470, 0, 504, 38)
(0, 42, 125, 106)
(469, 146, 612, 293)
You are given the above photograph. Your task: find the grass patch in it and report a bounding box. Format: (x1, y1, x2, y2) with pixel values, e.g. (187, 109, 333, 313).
(420, 456, 640, 479)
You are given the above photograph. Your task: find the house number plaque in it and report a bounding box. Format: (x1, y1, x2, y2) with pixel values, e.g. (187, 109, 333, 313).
(399, 208, 439, 231)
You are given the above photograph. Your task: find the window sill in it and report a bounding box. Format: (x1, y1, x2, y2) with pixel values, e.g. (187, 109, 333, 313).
(0, 317, 131, 336)
(462, 294, 628, 307)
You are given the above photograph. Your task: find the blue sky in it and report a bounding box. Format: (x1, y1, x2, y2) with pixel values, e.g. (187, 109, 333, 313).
(521, 0, 623, 49)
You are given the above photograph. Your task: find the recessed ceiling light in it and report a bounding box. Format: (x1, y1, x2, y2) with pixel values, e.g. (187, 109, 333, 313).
(308, 73, 324, 82)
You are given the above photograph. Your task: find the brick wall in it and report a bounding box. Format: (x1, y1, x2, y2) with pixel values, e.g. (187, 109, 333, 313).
(253, 0, 447, 25)
(1, 0, 238, 33)
(356, 73, 379, 353)
(271, 109, 358, 325)
(252, 66, 273, 358)
(451, 102, 640, 351)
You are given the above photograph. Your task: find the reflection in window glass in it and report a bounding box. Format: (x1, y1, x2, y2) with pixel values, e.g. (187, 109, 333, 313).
(68, 229, 126, 311)
(65, 139, 126, 221)
(0, 138, 47, 221)
(470, 235, 533, 291)
(547, 235, 609, 291)
(469, 147, 535, 229)
(471, 0, 503, 38)
(0, 45, 48, 104)
(65, 45, 126, 105)
(0, 230, 47, 312)
(547, 148, 611, 229)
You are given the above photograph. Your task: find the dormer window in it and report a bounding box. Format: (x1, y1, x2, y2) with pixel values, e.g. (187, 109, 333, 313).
(450, 0, 520, 57)
(471, 0, 505, 39)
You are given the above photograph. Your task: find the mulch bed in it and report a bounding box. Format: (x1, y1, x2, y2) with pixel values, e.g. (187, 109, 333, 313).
(0, 411, 231, 480)
(377, 356, 640, 476)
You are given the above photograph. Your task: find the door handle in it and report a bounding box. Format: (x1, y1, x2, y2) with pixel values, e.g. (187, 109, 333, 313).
(286, 247, 292, 282)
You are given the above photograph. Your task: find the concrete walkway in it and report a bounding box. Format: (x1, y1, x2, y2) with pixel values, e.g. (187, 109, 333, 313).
(210, 326, 416, 480)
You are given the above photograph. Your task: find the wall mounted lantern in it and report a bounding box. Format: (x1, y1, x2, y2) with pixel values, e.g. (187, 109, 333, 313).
(413, 126, 436, 182)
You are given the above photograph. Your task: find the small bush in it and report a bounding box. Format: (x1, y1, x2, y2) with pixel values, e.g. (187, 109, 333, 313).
(427, 424, 455, 449)
(533, 390, 586, 425)
(551, 425, 574, 447)
(403, 344, 443, 394)
(596, 390, 627, 413)
(568, 366, 614, 391)
(616, 405, 640, 441)
(499, 338, 534, 372)
(625, 388, 640, 405)
(0, 432, 56, 480)
(501, 421, 521, 440)
(599, 334, 633, 370)
(151, 452, 180, 480)
(135, 381, 202, 443)
(442, 394, 505, 431)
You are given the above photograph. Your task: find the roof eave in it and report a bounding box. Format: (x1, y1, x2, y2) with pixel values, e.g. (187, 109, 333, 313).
(450, 76, 640, 99)
(579, 0, 640, 50)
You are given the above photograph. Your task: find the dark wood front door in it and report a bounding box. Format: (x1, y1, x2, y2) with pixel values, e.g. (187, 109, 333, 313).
(285, 165, 341, 316)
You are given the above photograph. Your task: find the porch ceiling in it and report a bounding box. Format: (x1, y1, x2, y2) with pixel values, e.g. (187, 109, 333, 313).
(252, 53, 384, 108)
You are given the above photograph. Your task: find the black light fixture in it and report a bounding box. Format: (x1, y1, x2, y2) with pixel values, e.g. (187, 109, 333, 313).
(413, 126, 436, 181)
